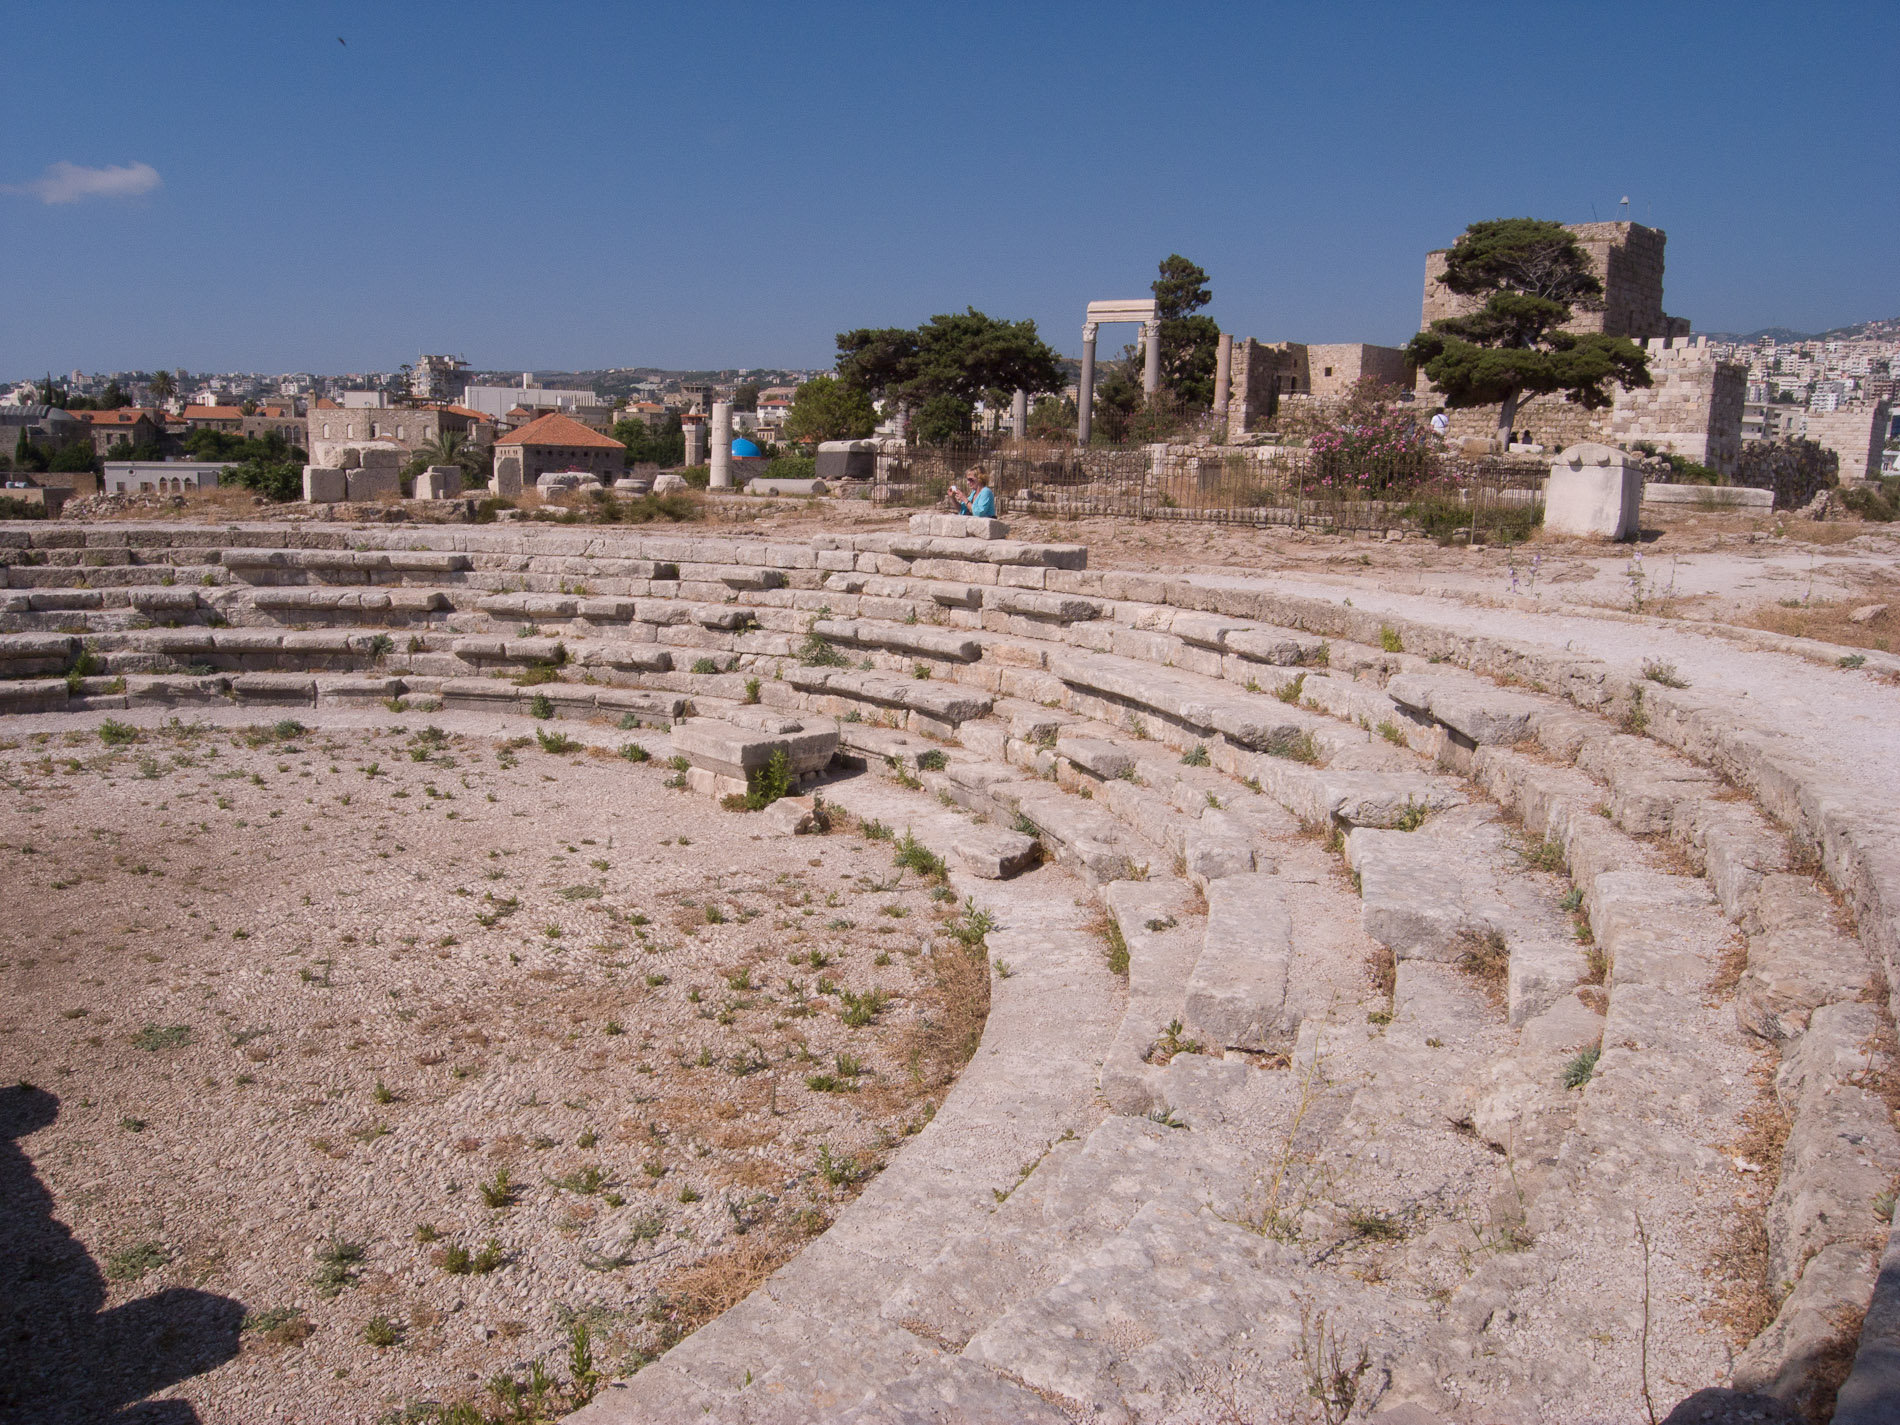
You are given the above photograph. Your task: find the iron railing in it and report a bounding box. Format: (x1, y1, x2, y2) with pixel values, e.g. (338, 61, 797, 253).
(870, 437, 1546, 539)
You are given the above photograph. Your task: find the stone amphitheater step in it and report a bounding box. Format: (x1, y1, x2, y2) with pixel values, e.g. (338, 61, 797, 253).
(569, 771, 1121, 1424)
(786, 666, 993, 736)
(1346, 803, 1586, 1027)
(1464, 733, 1893, 1413)
(6, 520, 1897, 1418)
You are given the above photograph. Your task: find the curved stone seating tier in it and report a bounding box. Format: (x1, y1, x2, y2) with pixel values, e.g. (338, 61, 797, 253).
(3, 517, 1896, 1421)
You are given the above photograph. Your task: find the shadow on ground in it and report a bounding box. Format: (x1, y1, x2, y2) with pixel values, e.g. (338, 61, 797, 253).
(0, 1084, 243, 1423)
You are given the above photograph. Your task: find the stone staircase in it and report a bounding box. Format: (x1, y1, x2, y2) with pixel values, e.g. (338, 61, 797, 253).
(4, 516, 1897, 1421)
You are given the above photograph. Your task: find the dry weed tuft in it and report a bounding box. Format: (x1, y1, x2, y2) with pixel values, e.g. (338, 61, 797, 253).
(649, 1234, 799, 1341)
(1454, 928, 1509, 1008)
(1706, 933, 1750, 1001)
(1707, 1055, 1792, 1345)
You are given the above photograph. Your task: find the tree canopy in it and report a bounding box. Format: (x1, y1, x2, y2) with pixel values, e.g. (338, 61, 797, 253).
(783, 376, 877, 445)
(217, 431, 305, 502)
(835, 309, 1061, 437)
(1406, 218, 1651, 444)
(610, 412, 687, 467)
(1151, 254, 1221, 408)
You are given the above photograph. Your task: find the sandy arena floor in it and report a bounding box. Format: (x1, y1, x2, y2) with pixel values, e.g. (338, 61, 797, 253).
(0, 715, 983, 1423)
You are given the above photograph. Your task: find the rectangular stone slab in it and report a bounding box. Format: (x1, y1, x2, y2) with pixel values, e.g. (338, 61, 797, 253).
(1184, 872, 1296, 1051)
(670, 718, 838, 782)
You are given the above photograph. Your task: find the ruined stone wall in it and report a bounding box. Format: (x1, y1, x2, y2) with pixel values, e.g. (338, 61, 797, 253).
(1226, 339, 1298, 439)
(1303, 344, 1413, 400)
(1438, 392, 1605, 452)
(1802, 401, 1892, 484)
(1434, 337, 1743, 476)
(1734, 437, 1839, 509)
(1606, 338, 1747, 476)
(1224, 342, 1413, 439)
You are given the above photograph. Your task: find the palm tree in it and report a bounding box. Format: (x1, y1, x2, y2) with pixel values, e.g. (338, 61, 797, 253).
(147, 370, 175, 408)
(408, 429, 491, 484)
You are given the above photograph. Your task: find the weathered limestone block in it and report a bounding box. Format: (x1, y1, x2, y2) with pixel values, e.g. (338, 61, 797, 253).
(1506, 937, 1587, 1027)
(1054, 733, 1133, 782)
(1182, 808, 1257, 886)
(318, 677, 408, 703)
(1768, 1002, 1900, 1289)
(785, 666, 993, 724)
(1544, 442, 1641, 539)
(0, 679, 69, 713)
(438, 679, 521, 711)
(1834, 1216, 1900, 1425)
(1737, 875, 1871, 1042)
(1346, 827, 1480, 960)
(708, 565, 784, 591)
(478, 593, 579, 619)
(952, 825, 1039, 879)
(984, 588, 1102, 623)
(809, 617, 982, 663)
(414, 465, 462, 500)
(346, 467, 400, 502)
(908, 513, 1011, 540)
(1732, 1240, 1880, 1419)
(302, 466, 347, 502)
(123, 674, 229, 705)
(1386, 673, 1544, 746)
(594, 688, 686, 723)
(231, 673, 315, 703)
(670, 716, 838, 784)
(0, 633, 78, 666)
(761, 794, 819, 835)
(1183, 873, 1296, 1051)
(1224, 627, 1325, 666)
(650, 472, 688, 495)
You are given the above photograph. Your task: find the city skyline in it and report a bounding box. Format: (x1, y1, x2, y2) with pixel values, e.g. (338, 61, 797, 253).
(2, 0, 1895, 375)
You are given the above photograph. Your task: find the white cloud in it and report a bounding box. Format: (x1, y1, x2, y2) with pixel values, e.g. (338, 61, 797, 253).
(3, 161, 162, 205)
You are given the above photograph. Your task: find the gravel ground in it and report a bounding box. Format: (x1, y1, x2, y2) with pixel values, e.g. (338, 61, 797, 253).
(0, 713, 981, 1423)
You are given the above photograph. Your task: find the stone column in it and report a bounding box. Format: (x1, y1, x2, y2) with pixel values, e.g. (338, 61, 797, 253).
(710, 401, 732, 489)
(1011, 388, 1028, 439)
(1213, 333, 1232, 420)
(1143, 320, 1161, 395)
(1077, 322, 1097, 447)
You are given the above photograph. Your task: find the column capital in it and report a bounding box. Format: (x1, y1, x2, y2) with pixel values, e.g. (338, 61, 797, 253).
(1082, 322, 1098, 343)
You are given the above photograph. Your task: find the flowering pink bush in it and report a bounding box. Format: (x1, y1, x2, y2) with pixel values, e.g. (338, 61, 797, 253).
(1306, 379, 1440, 494)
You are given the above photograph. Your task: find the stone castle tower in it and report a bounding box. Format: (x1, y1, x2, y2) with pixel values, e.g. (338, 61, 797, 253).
(1420, 222, 1744, 474)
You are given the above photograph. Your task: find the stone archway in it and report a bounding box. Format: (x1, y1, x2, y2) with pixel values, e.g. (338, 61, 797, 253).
(1076, 298, 1159, 445)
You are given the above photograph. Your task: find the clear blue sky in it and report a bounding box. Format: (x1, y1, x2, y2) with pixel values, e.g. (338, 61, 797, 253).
(2, 1, 1893, 376)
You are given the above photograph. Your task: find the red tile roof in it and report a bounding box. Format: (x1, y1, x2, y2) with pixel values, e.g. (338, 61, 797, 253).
(73, 408, 158, 425)
(494, 411, 625, 449)
(439, 405, 493, 421)
(183, 404, 244, 420)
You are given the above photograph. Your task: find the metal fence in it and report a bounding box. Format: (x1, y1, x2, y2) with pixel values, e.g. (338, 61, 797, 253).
(871, 438, 1546, 540)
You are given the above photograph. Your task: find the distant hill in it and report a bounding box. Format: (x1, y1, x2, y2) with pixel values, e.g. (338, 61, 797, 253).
(1698, 316, 1900, 344)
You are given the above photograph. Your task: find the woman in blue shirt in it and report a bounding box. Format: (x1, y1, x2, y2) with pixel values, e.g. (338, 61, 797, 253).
(950, 468, 996, 519)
